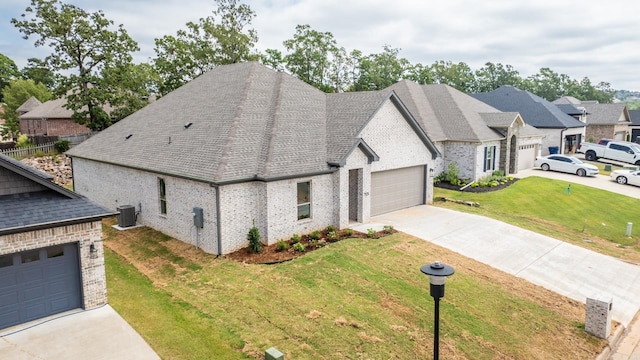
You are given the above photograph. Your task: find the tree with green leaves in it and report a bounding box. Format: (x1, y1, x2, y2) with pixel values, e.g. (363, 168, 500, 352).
(352, 45, 409, 91)
(473, 62, 523, 93)
(1, 79, 52, 139)
(153, 0, 258, 95)
(429, 60, 475, 93)
(0, 54, 20, 103)
(21, 57, 57, 90)
(281, 24, 341, 92)
(12, 0, 140, 131)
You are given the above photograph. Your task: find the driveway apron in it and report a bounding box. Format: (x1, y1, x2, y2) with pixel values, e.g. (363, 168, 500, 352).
(370, 205, 640, 327)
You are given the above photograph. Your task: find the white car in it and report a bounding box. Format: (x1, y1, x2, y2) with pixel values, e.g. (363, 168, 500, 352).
(610, 169, 640, 186)
(534, 155, 599, 177)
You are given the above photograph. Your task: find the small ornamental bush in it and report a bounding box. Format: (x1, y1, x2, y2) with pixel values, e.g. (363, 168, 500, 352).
(275, 240, 289, 252)
(383, 225, 394, 234)
(293, 242, 306, 252)
(327, 230, 338, 241)
(16, 134, 32, 148)
(342, 228, 354, 237)
(309, 230, 322, 240)
(325, 225, 337, 233)
(367, 228, 376, 238)
(247, 225, 262, 253)
(290, 234, 301, 243)
(54, 139, 71, 154)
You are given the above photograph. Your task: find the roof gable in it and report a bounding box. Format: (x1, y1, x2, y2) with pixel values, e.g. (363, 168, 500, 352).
(16, 96, 43, 114)
(471, 86, 586, 129)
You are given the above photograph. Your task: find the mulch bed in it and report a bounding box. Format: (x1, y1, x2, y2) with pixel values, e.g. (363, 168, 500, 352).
(226, 228, 397, 264)
(435, 178, 519, 193)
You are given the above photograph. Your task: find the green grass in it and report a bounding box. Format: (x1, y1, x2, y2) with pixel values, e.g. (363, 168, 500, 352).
(435, 176, 640, 260)
(104, 222, 605, 359)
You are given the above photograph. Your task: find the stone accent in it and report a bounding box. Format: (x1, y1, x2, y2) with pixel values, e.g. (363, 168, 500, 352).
(0, 220, 107, 310)
(20, 155, 73, 187)
(585, 295, 613, 339)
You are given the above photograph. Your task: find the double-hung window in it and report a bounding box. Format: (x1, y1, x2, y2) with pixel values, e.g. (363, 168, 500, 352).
(158, 178, 167, 215)
(297, 181, 311, 220)
(483, 146, 496, 172)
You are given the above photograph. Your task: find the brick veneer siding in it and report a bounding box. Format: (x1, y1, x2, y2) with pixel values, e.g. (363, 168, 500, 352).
(0, 220, 107, 309)
(72, 158, 220, 254)
(0, 167, 48, 196)
(20, 118, 91, 137)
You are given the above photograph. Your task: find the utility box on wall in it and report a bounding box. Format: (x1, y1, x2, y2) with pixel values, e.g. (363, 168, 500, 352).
(585, 295, 612, 339)
(193, 207, 203, 228)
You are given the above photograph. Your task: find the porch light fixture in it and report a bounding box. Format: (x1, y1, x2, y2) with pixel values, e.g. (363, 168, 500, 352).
(89, 243, 98, 259)
(421, 261, 455, 360)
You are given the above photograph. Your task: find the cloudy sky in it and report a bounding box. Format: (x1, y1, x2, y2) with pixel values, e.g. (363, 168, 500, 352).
(1, 0, 639, 91)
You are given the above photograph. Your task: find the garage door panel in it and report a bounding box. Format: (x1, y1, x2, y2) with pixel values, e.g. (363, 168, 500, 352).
(371, 166, 425, 216)
(0, 244, 81, 330)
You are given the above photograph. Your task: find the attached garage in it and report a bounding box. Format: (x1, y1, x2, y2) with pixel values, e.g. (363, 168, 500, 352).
(371, 166, 425, 216)
(0, 243, 82, 329)
(518, 144, 537, 170)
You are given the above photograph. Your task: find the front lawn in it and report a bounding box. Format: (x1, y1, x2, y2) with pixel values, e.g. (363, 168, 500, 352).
(434, 176, 640, 263)
(103, 219, 605, 359)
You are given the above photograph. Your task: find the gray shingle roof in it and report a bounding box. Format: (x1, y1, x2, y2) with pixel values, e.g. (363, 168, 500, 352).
(471, 86, 586, 129)
(388, 81, 509, 142)
(18, 97, 73, 119)
(16, 96, 42, 114)
(629, 110, 640, 126)
(0, 154, 117, 235)
(579, 103, 630, 125)
(68, 62, 438, 183)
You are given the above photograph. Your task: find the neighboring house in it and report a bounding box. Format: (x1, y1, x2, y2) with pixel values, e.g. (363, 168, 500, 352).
(554, 96, 631, 143)
(472, 86, 586, 155)
(0, 153, 115, 330)
(16, 96, 42, 117)
(629, 109, 640, 143)
(18, 96, 92, 137)
(388, 81, 543, 177)
(67, 62, 440, 256)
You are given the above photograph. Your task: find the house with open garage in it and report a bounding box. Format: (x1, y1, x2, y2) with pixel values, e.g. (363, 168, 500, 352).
(387, 81, 543, 178)
(471, 86, 586, 155)
(554, 96, 631, 143)
(0, 153, 115, 330)
(67, 62, 440, 256)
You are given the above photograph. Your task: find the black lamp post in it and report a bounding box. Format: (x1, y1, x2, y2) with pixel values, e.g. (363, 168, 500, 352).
(421, 261, 455, 360)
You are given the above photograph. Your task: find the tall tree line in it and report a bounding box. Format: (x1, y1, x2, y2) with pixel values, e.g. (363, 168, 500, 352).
(2, 0, 616, 138)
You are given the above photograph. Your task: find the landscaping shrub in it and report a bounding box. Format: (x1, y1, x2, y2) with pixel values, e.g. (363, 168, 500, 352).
(292, 242, 306, 252)
(290, 234, 301, 243)
(16, 134, 32, 148)
(54, 139, 71, 154)
(327, 230, 338, 241)
(367, 228, 376, 238)
(247, 226, 262, 253)
(309, 230, 322, 240)
(342, 228, 354, 237)
(275, 240, 289, 252)
(325, 225, 337, 233)
(383, 225, 394, 234)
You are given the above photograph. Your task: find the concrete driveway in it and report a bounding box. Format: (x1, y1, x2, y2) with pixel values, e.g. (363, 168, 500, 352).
(364, 205, 640, 327)
(0, 305, 159, 360)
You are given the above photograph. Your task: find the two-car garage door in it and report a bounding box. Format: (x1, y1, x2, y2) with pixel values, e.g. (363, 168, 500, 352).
(0, 243, 82, 329)
(371, 166, 425, 216)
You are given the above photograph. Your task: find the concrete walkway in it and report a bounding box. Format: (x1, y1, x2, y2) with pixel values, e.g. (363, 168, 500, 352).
(0, 304, 159, 360)
(364, 205, 640, 328)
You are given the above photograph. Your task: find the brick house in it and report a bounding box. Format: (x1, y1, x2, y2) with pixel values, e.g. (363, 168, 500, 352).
(388, 81, 543, 177)
(554, 96, 631, 143)
(0, 153, 115, 330)
(472, 86, 586, 155)
(630, 109, 640, 144)
(18, 96, 92, 137)
(67, 62, 441, 256)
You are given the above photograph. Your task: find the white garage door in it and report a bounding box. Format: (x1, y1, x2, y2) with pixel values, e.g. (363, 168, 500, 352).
(518, 144, 537, 171)
(371, 166, 425, 216)
(0, 243, 82, 330)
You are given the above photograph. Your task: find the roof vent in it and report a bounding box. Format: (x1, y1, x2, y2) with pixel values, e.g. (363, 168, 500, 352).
(125, 134, 133, 140)
(184, 122, 193, 129)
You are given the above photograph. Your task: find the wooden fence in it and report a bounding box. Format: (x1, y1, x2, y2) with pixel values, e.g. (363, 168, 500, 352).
(0, 142, 56, 159)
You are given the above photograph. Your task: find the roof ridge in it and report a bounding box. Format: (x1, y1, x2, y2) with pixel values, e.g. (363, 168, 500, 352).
(261, 71, 285, 178)
(214, 63, 256, 180)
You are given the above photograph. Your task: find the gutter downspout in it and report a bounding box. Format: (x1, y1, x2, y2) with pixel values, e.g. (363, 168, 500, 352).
(560, 128, 567, 154)
(212, 184, 223, 258)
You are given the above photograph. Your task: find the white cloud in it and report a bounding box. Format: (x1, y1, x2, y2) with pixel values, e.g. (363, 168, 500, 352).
(1, 0, 639, 90)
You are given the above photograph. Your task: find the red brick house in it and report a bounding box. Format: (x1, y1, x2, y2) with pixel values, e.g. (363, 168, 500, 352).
(18, 97, 92, 137)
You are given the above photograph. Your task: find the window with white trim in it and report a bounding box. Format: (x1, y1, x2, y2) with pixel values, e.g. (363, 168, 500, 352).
(297, 181, 311, 220)
(158, 178, 167, 215)
(483, 146, 496, 172)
